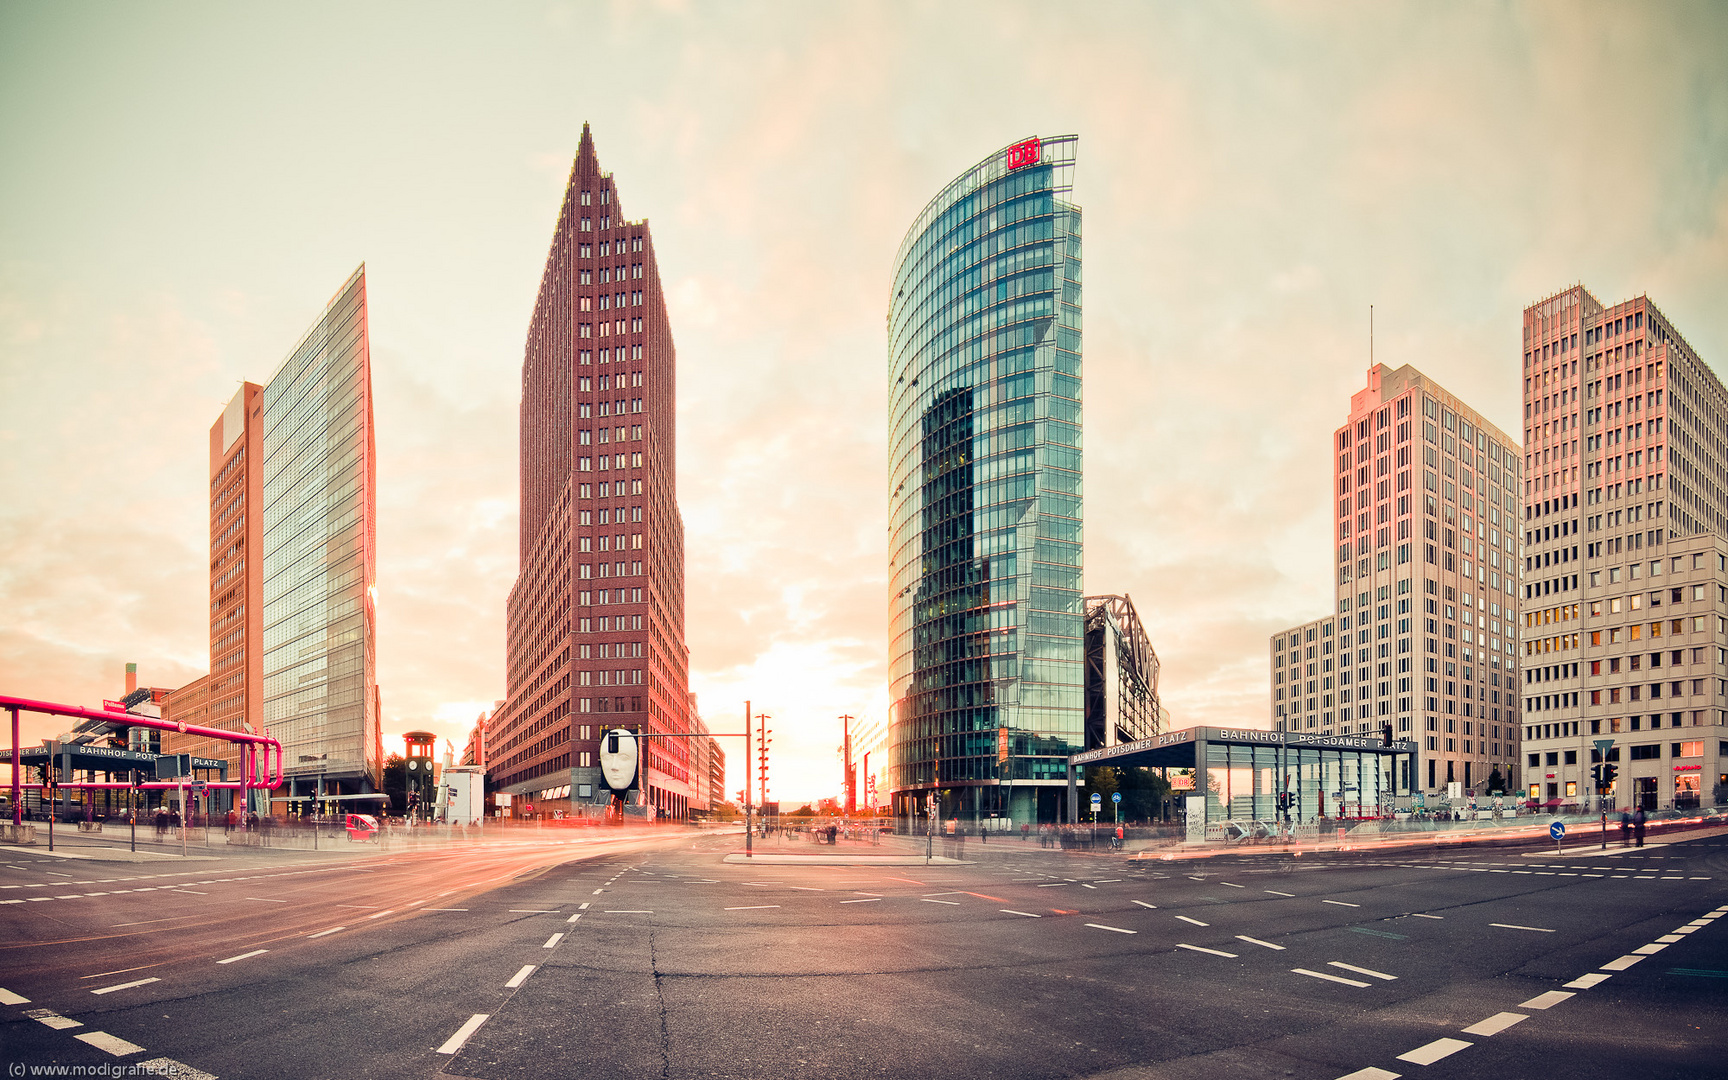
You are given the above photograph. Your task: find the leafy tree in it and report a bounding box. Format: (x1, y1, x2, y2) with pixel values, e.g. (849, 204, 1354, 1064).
(382, 753, 406, 816)
(1486, 768, 1505, 795)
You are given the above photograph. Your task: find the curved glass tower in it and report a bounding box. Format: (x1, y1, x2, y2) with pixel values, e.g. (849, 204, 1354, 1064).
(888, 135, 1083, 827)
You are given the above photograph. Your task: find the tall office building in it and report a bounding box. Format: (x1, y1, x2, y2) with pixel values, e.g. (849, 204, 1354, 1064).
(887, 134, 1087, 826)
(166, 267, 382, 810)
(1519, 287, 1728, 811)
(489, 124, 699, 820)
(1272, 364, 1523, 798)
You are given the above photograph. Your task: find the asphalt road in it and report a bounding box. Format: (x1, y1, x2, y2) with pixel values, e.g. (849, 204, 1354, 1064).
(2, 827, 1724, 1079)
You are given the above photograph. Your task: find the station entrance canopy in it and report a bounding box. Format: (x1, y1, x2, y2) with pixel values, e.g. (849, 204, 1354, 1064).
(1067, 726, 1418, 825)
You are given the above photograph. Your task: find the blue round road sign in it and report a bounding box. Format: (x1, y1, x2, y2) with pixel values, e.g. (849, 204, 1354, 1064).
(1549, 820, 1566, 840)
(1111, 792, 1122, 804)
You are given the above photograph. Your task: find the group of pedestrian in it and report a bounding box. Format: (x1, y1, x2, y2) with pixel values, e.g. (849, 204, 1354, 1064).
(1618, 806, 1648, 847)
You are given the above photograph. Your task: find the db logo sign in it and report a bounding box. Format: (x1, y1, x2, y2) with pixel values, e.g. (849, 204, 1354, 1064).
(1005, 137, 1041, 170)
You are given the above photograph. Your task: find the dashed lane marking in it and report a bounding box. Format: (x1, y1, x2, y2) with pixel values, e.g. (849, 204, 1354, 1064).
(1265, 890, 1294, 897)
(1519, 991, 1574, 1010)
(1334, 1068, 1400, 1080)
(1396, 1038, 1473, 1066)
(26, 1009, 82, 1029)
(1236, 935, 1285, 951)
(1410, 913, 1443, 919)
(216, 949, 266, 964)
(1001, 909, 1041, 918)
(1330, 961, 1396, 981)
(1088, 923, 1137, 935)
(1292, 967, 1367, 988)
(1132, 900, 1158, 909)
(1565, 972, 1611, 989)
(505, 965, 536, 988)
(366, 910, 394, 920)
(920, 899, 960, 906)
(0, 988, 29, 1004)
(724, 906, 779, 911)
(1322, 900, 1361, 908)
(1175, 943, 1234, 956)
(840, 898, 880, 904)
(91, 978, 159, 995)
(1490, 923, 1554, 933)
(1176, 915, 1209, 927)
(1462, 1012, 1527, 1037)
(542, 933, 565, 948)
(437, 1013, 489, 1055)
(307, 926, 345, 939)
(75, 1031, 147, 1056)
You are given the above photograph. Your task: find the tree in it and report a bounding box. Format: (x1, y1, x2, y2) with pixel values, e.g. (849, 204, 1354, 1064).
(1485, 768, 1505, 795)
(382, 753, 406, 816)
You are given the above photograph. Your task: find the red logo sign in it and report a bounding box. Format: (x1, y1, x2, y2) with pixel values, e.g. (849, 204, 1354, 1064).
(1005, 137, 1041, 170)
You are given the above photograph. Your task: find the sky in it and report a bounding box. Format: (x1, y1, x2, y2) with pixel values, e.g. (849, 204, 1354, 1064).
(2, 2, 1726, 805)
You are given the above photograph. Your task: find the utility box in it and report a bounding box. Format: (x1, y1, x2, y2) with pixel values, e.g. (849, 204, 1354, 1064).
(444, 766, 485, 826)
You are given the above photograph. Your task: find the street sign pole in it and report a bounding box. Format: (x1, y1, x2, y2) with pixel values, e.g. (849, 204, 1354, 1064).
(744, 701, 752, 859)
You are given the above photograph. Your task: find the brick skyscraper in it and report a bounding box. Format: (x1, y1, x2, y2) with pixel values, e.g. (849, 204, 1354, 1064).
(490, 124, 696, 820)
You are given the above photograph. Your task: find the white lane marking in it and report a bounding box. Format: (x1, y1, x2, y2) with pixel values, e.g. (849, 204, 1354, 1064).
(1334, 1068, 1401, 1080)
(1519, 991, 1574, 1010)
(592, 889, 603, 895)
(25, 1009, 82, 1029)
(216, 949, 267, 964)
(1132, 900, 1158, 909)
(724, 905, 780, 911)
(245, 897, 286, 903)
(1175, 943, 1235, 956)
(307, 926, 345, 939)
(566, 913, 583, 923)
(505, 965, 536, 988)
(1081, 884, 1098, 890)
(91, 978, 160, 995)
(603, 909, 653, 914)
(366, 910, 395, 920)
(788, 886, 824, 891)
(840, 898, 880, 904)
(1235, 935, 1285, 951)
(509, 909, 559, 913)
(1565, 973, 1611, 989)
(1176, 915, 1209, 927)
(1330, 961, 1396, 981)
(0, 988, 29, 1004)
(1221, 882, 1245, 889)
(1264, 890, 1295, 897)
(1000, 909, 1040, 917)
(1321, 900, 1361, 908)
(1462, 1012, 1527, 1036)
(1094, 879, 1121, 883)
(426, 908, 469, 912)
(1037, 882, 1070, 887)
(336, 904, 378, 909)
(1633, 942, 1670, 955)
(920, 899, 961, 905)
(1410, 913, 1444, 920)
(135, 1060, 214, 1080)
(1087, 923, 1137, 935)
(1489, 923, 1555, 933)
(579, 902, 590, 909)
(1292, 967, 1368, 987)
(437, 1013, 489, 1055)
(543, 933, 565, 948)
(75, 1031, 147, 1056)
(1396, 1038, 1473, 1066)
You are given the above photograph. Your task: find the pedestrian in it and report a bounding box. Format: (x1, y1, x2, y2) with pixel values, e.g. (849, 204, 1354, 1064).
(224, 809, 235, 834)
(1022, 822, 1030, 842)
(1633, 805, 1646, 847)
(979, 822, 987, 844)
(1620, 808, 1632, 847)
(1115, 823, 1124, 851)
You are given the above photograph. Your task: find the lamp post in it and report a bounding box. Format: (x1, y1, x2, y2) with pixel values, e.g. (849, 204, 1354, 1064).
(744, 701, 752, 858)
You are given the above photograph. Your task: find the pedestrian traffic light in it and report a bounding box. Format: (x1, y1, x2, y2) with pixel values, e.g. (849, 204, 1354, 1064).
(1601, 762, 1618, 788)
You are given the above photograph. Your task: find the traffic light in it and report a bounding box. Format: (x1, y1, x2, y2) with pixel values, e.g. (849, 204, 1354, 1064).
(1380, 724, 1393, 747)
(1601, 762, 1618, 789)
(1590, 764, 1603, 789)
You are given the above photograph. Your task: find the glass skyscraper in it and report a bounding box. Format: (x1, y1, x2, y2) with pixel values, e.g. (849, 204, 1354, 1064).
(259, 266, 380, 797)
(887, 134, 1084, 827)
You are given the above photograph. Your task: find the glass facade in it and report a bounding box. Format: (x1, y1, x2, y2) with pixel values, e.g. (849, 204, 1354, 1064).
(259, 267, 378, 790)
(888, 135, 1083, 824)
